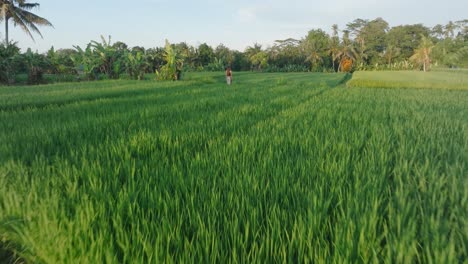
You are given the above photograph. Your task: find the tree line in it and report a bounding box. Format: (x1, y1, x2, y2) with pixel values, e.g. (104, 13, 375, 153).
(1, 14, 467, 84)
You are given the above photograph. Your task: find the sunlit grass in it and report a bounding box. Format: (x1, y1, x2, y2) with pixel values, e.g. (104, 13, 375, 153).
(347, 70, 468, 90)
(0, 72, 466, 263)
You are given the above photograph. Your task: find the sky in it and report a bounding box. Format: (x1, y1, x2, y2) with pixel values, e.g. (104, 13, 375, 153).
(1, 0, 467, 53)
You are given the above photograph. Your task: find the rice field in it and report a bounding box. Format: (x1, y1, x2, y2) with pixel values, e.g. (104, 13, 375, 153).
(0, 72, 467, 263)
(347, 70, 468, 90)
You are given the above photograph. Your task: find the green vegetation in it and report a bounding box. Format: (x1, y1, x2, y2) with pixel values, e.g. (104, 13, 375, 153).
(1, 72, 466, 263)
(2, 17, 467, 86)
(347, 70, 468, 90)
(0, 0, 53, 44)
(155, 40, 183, 81)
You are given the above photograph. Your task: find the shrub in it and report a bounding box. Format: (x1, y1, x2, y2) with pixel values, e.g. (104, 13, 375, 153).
(155, 40, 183, 81)
(21, 49, 49, 85)
(341, 58, 353, 72)
(125, 51, 149, 80)
(0, 43, 21, 85)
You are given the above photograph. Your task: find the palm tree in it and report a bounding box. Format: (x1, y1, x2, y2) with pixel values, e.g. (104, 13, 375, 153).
(431, 24, 444, 39)
(410, 35, 434, 72)
(335, 30, 358, 72)
(244, 43, 263, 70)
(0, 0, 53, 45)
(301, 29, 328, 71)
(328, 24, 340, 72)
(444, 21, 456, 39)
(305, 44, 323, 71)
(250, 51, 268, 71)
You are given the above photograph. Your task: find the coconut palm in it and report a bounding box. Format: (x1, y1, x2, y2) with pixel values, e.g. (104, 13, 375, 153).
(336, 30, 358, 72)
(305, 46, 323, 70)
(302, 29, 328, 71)
(244, 43, 264, 70)
(0, 0, 53, 45)
(410, 35, 434, 72)
(328, 24, 340, 72)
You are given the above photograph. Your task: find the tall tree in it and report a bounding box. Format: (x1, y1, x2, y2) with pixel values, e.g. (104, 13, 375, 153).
(269, 38, 302, 68)
(386, 24, 430, 61)
(0, 0, 53, 45)
(301, 29, 329, 71)
(328, 24, 340, 72)
(444, 21, 456, 39)
(244, 43, 263, 70)
(431, 24, 445, 39)
(346, 18, 368, 64)
(196, 43, 214, 67)
(336, 30, 358, 71)
(410, 35, 434, 72)
(231, 50, 249, 71)
(249, 51, 268, 70)
(214, 43, 234, 66)
(346, 18, 389, 65)
(360, 18, 389, 65)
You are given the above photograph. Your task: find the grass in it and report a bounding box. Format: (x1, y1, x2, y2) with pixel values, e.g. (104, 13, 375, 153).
(0, 71, 467, 263)
(347, 70, 468, 90)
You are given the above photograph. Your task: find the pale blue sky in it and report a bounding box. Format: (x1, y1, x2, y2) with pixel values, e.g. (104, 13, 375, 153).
(2, 0, 467, 53)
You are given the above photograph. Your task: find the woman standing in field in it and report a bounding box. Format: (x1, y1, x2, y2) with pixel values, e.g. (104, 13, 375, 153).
(225, 67, 232, 85)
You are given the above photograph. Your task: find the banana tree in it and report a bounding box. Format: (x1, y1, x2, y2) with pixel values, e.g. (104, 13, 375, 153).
(72, 44, 100, 80)
(72, 36, 125, 80)
(125, 50, 149, 80)
(156, 40, 183, 81)
(89, 35, 124, 79)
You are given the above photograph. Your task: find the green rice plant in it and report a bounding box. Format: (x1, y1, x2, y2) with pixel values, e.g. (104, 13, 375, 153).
(0, 72, 466, 263)
(347, 70, 468, 90)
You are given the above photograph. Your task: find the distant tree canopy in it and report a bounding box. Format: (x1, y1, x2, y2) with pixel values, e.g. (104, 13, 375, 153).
(1, 17, 467, 85)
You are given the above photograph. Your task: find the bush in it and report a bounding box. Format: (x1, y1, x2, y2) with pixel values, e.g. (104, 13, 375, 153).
(263, 64, 309, 72)
(0, 43, 21, 85)
(155, 40, 183, 81)
(341, 58, 353, 72)
(21, 49, 49, 85)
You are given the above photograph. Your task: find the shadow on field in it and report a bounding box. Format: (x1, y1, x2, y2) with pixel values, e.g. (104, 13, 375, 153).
(0, 242, 23, 264)
(337, 73, 352, 86)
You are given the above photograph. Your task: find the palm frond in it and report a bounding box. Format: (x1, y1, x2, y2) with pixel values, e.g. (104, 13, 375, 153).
(18, 2, 39, 10)
(1, 0, 53, 42)
(16, 8, 52, 27)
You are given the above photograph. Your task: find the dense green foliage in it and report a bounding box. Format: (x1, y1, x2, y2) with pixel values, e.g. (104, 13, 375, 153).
(347, 69, 468, 90)
(155, 40, 183, 81)
(2, 17, 467, 86)
(0, 43, 50, 85)
(0, 42, 20, 84)
(0, 72, 466, 263)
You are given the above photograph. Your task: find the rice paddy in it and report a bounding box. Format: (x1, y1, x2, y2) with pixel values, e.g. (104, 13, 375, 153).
(347, 70, 468, 90)
(0, 72, 466, 263)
